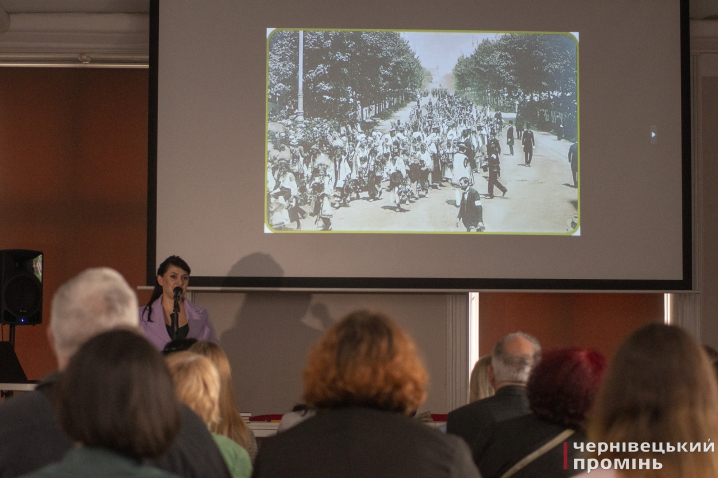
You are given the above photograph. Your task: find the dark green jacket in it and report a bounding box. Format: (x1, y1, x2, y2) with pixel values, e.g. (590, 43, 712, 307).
(20, 447, 179, 478)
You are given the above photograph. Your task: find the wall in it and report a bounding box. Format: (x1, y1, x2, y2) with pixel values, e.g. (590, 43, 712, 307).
(479, 293, 663, 360)
(196, 292, 450, 415)
(699, 74, 718, 348)
(198, 290, 661, 415)
(690, 25, 718, 348)
(0, 67, 149, 379)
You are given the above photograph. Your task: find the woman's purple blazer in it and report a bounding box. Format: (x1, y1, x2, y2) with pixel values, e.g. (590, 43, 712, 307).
(139, 299, 219, 350)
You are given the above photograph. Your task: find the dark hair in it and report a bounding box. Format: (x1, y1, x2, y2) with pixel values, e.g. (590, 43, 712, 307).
(56, 329, 181, 459)
(144, 255, 191, 322)
(303, 310, 427, 414)
(527, 347, 606, 430)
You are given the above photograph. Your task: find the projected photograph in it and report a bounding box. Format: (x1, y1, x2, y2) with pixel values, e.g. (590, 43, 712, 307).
(266, 29, 579, 234)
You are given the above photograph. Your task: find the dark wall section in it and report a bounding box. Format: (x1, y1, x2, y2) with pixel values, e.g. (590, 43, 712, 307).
(700, 77, 718, 349)
(479, 292, 663, 360)
(0, 68, 149, 379)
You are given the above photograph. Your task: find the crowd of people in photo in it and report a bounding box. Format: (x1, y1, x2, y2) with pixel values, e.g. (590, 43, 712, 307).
(1, 257, 716, 477)
(267, 88, 527, 232)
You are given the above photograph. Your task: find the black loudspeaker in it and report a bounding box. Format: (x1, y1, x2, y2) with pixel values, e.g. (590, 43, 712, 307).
(0, 250, 43, 325)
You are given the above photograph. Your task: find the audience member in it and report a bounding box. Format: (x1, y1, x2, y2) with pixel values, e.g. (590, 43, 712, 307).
(276, 404, 316, 433)
(189, 341, 258, 462)
(469, 356, 495, 402)
(0, 268, 231, 478)
(21, 330, 181, 478)
(251, 310, 480, 478)
(577, 324, 718, 478)
(11, 272, 712, 478)
(473, 348, 606, 478)
(447, 332, 541, 446)
(166, 352, 252, 478)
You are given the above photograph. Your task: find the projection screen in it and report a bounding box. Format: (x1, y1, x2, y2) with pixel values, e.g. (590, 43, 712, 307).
(149, 0, 691, 290)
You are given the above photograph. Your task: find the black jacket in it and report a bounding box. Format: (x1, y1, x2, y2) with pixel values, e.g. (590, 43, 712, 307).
(0, 374, 231, 478)
(446, 385, 531, 448)
(471, 413, 585, 478)
(252, 406, 481, 478)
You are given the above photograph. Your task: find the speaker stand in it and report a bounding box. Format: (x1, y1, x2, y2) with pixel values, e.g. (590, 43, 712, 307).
(0, 325, 28, 398)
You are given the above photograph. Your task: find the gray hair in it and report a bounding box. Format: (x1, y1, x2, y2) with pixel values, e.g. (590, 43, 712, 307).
(50, 268, 139, 365)
(491, 332, 541, 384)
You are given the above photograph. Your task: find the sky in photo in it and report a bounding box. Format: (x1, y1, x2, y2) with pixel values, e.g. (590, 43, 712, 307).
(400, 32, 499, 82)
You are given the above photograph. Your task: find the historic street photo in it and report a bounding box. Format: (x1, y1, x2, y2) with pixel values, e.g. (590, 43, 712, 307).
(266, 29, 579, 234)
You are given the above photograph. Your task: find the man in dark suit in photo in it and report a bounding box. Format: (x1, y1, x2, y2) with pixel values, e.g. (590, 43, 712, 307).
(446, 332, 541, 448)
(568, 141, 579, 188)
(487, 153, 507, 199)
(456, 177, 485, 232)
(522, 123, 535, 167)
(506, 121, 515, 156)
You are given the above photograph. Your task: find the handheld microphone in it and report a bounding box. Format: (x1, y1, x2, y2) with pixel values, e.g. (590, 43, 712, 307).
(170, 286, 182, 340)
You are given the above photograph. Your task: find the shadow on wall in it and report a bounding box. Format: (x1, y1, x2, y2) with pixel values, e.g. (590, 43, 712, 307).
(220, 253, 333, 415)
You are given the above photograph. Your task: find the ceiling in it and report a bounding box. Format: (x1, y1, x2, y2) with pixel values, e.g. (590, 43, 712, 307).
(0, 0, 149, 66)
(1, 0, 717, 67)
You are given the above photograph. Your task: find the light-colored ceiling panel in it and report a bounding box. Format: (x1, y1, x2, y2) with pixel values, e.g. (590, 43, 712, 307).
(0, 0, 148, 14)
(0, 2, 148, 66)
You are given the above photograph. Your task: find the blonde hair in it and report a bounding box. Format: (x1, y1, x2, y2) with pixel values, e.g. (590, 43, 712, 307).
(189, 342, 252, 453)
(469, 356, 494, 402)
(588, 324, 718, 478)
(165, 352, 220, 427)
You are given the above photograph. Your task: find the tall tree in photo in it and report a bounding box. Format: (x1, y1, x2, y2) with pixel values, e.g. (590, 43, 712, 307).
(268, 30, 299, 117)
(268, 30, 424, 123)
(453, 33, 577, 135)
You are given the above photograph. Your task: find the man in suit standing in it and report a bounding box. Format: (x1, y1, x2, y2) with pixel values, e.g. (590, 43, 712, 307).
(506, 120, 515, 156)
(456, 177, 485, 232)
(522, 123, 535, 167)
(568, 141, 578, 188)
(487, 153, 507, 199)
(446, 332, 541, 448)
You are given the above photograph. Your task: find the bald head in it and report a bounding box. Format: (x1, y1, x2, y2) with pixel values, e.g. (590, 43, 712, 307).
(490, 332, 541, 388)
(503, 335, 537, 357)
(50, 268, 139, 369)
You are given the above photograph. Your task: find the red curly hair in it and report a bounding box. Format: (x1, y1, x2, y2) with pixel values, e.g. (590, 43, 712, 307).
(303, 310, 428, 415)
(527, 347, 606, 430)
